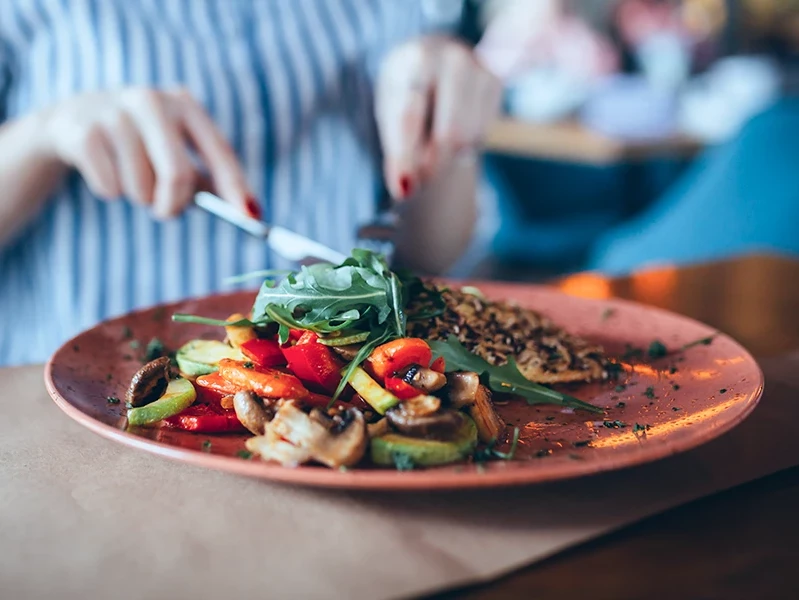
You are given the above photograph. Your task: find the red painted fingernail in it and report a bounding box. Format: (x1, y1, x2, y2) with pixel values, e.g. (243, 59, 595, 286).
(245, 197, 261, 220)
(399, 175, 413, 198)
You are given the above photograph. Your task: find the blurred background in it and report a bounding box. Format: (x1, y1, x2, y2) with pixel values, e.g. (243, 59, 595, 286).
(453, 0, 799, 279)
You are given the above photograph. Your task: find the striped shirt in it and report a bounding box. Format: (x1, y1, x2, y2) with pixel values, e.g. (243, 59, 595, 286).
(0, 0, 463, 366)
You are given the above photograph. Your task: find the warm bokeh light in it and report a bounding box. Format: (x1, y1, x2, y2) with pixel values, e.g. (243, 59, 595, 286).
(557, 272, 612, 300)
(630, 265, 678, 305)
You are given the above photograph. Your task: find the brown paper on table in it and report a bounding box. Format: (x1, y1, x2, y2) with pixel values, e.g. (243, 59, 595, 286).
(1, 355, 798, 600)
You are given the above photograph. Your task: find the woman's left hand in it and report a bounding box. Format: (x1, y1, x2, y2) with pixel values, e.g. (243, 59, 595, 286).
(375, 36, 502, 200)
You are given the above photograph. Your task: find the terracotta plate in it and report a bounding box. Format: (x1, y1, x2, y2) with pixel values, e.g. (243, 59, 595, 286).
(45, 284, 763, 490)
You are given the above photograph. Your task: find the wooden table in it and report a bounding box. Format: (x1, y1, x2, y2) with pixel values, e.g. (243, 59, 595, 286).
(435, 254, 799, 599)
(485, 118, 704, 165)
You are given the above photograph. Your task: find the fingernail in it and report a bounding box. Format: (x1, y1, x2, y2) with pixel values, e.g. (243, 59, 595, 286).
(246, 197, 261, 220)
(399, 174, 413, 198)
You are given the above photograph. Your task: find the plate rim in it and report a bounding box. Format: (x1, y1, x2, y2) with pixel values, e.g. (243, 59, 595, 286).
(44, 283, 765, 491)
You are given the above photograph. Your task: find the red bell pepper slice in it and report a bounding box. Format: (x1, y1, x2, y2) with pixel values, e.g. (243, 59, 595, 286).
(281, 340, 343, 394)
(366, 338, 433, 381)
(240, 338, 285, 368)
(385, 376, 422, 400)
(163, 403, 246, 433)
(430, 356, 446, 373)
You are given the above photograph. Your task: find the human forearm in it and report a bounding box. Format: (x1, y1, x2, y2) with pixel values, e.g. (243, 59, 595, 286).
(393, 156, 477, 275)
(0, 111, 68, 246)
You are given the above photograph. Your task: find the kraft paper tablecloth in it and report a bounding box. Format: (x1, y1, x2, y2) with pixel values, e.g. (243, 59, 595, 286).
(2, 355, 799, 600)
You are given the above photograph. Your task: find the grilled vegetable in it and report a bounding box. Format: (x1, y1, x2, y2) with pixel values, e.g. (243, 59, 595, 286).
(371, 415, 478, 467)
(127, 377, 197, 427)
(346, 366, 400, 415)
(224, 313, 257, 349)
(468, 384, 505, 443)
(217, 359, 309, 400)
(176, 340, 245, 377)
(126, 357, 171, 407)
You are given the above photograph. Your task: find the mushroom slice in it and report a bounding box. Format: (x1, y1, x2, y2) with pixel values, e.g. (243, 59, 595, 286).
(446, 371, 480, 408)
(385, 406, 465, 439)
(246, 426, 312, 467)
(270, 402, 368, 469)
(233, 390, 274, 435)
(400, 365, 447, 393)
(330, 344, 362, 362)
(367, 418, 389, 438)
(468, 384, 505, 443)
(126, 357, 171, 407)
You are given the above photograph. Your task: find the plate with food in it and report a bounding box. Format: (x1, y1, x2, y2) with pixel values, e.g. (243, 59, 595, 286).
(45, 251, 763, 490)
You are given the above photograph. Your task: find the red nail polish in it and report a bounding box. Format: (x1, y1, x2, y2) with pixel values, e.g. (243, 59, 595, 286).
(246, 197, 261, 220)
(399, 175, 413, 198)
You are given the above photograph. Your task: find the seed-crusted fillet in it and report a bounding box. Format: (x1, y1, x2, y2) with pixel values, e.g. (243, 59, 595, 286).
(407, 286, 607, 384)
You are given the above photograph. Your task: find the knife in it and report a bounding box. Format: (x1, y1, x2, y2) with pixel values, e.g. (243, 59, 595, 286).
(194, 192, 348, 265)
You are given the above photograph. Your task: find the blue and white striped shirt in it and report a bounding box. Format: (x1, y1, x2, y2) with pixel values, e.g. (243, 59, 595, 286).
(0, 0, 462, 365)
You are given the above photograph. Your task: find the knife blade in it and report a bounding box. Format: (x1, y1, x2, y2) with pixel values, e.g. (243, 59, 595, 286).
(194, 192, 348, 265)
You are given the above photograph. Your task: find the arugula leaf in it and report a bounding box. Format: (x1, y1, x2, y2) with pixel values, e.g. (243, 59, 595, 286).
(428, 336, 603, 414)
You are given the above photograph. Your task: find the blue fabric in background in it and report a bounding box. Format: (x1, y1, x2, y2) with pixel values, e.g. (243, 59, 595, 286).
(485, 98, 799, 276)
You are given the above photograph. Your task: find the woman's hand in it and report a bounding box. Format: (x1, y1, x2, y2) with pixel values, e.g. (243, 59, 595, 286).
(41, 88, 257, 219)
(376, 36, 502, 200)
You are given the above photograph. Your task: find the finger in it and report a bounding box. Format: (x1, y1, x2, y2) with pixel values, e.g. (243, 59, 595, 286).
(467, 70, 503, 143)
(72, 125, 123, 201)
(168, 89, 258, 218)
(122, 89, 196, 219)
(427, 49, 476, 178)
(104, 110, 155, 206)
(376, 45, 435, 199)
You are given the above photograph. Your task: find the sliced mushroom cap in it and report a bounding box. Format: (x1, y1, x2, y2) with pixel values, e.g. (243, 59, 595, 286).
(126, 357, 171, 407)
(468, 384, 505, 443)
(400, 365, 447, 393)
(385, 406, 465, 438)
(446, 371, 480, 408)
(330, 344, 362, 362)
(270, 402, 368, 468)
(233, 390, 274, 435)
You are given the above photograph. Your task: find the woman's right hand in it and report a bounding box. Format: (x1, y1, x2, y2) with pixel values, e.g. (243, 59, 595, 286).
(40, 88, 258, 219)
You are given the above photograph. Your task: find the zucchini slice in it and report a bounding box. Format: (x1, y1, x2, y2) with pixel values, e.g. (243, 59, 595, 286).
(176, 340, 245, 377)
(370, 416, 478, 467)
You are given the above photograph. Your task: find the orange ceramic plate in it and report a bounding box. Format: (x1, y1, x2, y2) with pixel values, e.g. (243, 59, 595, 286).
(45, 284, 763, 490)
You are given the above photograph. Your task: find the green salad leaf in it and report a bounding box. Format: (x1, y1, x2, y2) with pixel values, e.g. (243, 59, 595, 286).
(429, 336, 603, 414)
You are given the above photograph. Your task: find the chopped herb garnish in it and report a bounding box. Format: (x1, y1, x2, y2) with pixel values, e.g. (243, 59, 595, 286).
(129, 340, 141, 350)
(719, 388, 727, 394)
(122, 354, 133, 361)
(105, 373, 113, 381)
(647, 340, 668, 359)
(615, 384, 627, 393)
(643, 386, 657, 400)
(545, 416, 555, 421)
(106, 396, 120, 404)
(669, 366, 678, 375)
(633, 423, 651, 433)
(144, 337, 166, 362)
(672, 407, 681, 412)
(243, 361, 254, 369)
(473, 428, 521, 462)
(681, 335, 717, 351)
(672, 383, 681, 391)
(391, 451, 415, 471)
(603, 420, 627, 429)
(236, 450, 253, 460)
(600, 307, 616, 322)
(536, 449, 553, 458)
(616, 401, 626, 408)
(201, 440, 212, 452)
(72, 344, 80, 352)
(568, 454, 584, 461)
(574, 440, 592, 448)
(122, 326, 133, 340)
